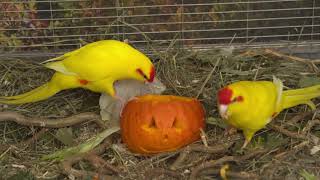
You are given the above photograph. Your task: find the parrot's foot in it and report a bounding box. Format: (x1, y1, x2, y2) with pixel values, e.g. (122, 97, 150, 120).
(242, 130, 254, 149)
(241, 140, 249, 149)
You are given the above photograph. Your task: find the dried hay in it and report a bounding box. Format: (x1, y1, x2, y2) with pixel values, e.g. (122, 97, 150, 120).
(0, 40, 320, 179)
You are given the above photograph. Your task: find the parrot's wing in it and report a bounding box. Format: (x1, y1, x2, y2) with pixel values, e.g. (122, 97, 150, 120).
(273, 76, 283, 110)
(40, 48, 81, 64)
(44, 61, 78, 76)
(41, 40, 105, 65)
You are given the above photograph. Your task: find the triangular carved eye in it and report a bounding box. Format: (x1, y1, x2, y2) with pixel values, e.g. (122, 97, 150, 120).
(149, 117, 157, 128)
(172, 118, 179, 128)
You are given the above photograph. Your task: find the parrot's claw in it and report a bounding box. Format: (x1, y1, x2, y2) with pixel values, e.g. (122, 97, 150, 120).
(241, 140, 249, 149)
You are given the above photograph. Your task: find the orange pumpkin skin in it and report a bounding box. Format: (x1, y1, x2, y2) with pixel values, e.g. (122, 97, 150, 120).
(120, 95, 205, 154)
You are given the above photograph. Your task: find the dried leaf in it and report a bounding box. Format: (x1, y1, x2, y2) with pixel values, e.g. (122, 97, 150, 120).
(54, 127, 75, 146)
(206, 117, 227, 129)
(42, 126, 120, 161)
(299, 169, 317, 180)
(310, 145, 320, 155)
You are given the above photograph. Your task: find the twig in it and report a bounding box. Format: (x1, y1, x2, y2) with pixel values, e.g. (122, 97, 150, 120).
(0, 146, 11, 159)
(62, 155, 99, 178)
(264, 48, 320, 73)
(264, 49, 319, 64)
(196, 58, 220, 98)
(0, 111, 106, 128)
(188, 141, 233, 154)
(169, 146, 191, 170)
(143, 168, 182, 180)
(302, 119, 320, 133)
(85, 153, 120, 175)
(289, 111, 314, 124)
(189, 149, 267, 180)
(238, 48, 320, 66)
(261, 141, 309, 176)
(17, 128, 48, 148)
(61, 139, 117, 179)
(135, 151, 180, 169)
(268, 123, 307, 139)
(170, 141, 234, 170)
(0, 128, 49, 152)
(199, 128, 208, 147)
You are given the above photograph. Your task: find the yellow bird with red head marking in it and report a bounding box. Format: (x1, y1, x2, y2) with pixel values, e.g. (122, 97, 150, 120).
(217, 76, 320, 148)
(0, 40, 155, 104)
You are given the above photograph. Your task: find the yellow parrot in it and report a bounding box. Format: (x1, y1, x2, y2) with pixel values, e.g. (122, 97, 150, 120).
(217, 76, 320, 148)
(0, 40, 155, 104)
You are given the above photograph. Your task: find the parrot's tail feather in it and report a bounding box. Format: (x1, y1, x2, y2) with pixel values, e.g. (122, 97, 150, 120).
(282, 85, 320, 110)
(0, 83, 59, 104)
(283, 85, 320, 96)
(0, 85, 47, 100)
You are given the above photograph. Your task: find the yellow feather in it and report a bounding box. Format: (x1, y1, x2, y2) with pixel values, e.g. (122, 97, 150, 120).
(282, 85, 320, 110)
(0, 73, 79, 104)
(44, 40, 153, 81)
(0, 85, 47, 100)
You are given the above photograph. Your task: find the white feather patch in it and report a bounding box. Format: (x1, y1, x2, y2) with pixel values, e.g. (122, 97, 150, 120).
(273, 76, 283, 110)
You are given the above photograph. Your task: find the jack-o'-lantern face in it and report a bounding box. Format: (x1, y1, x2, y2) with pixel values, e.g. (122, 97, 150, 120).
(120, 95, 205, 154)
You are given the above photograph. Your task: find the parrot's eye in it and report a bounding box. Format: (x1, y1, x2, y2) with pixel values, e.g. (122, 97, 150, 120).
(136, 68, 148, 79)
(231, 96, 244, 103)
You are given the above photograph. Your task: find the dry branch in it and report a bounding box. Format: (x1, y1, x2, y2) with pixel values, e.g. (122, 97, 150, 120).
(302, 119, 320, 133)
(189, 149, 267, 180)
(170, 141, 234, 170)
(143, 168, 182, 180)
(289, 111, 315, 124)
(86, 153, 120, 175)
(268, 123, 307, 140)
(0, 111, 106, 128)
(264, 49, 317, 64)
(261, 141, 309, 177)
(61, 139, 118, 179)
(169, 147, 190, 170)
(189, 141, 233, 153)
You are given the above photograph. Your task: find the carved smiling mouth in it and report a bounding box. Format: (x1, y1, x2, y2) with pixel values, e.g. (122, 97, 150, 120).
(219, 104, 229, 119)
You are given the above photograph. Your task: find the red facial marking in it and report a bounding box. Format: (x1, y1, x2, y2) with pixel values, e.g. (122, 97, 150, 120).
(149, 66, 155, 82)
(217, 87, 233, 105)
(136, 66, 156, 83)
(79, 79, 89, 85)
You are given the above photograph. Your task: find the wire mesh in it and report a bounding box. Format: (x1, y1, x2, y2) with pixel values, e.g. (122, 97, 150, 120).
(0, 0, 319, 57)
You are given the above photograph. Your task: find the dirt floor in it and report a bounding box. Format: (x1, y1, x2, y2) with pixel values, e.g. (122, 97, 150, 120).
(0, 46, 320, 180)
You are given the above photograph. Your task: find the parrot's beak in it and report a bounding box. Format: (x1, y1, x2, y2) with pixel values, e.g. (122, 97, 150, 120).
(219, 104, 229, 119)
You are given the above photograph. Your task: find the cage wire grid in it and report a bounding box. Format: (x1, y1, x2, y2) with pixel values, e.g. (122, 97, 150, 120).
(0, 0, 319, 58)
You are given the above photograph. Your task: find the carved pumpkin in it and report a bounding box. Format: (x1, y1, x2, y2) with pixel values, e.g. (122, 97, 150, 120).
(120, 95, 205, 154)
